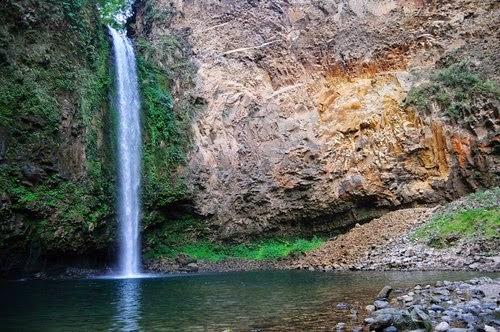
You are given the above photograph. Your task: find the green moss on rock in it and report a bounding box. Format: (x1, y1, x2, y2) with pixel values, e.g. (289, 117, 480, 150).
(134, 31, 201, 244)
(0, 0, 115, 268)
(143, 215, 325, 262)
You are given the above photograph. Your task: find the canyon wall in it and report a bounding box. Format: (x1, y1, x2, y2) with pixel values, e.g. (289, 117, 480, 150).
(133, 0, 499, 239)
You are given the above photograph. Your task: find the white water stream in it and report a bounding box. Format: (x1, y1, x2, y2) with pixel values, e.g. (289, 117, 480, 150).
(109, 27, 142, 277)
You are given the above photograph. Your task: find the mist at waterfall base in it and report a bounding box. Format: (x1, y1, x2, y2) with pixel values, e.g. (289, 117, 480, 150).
(109, 27, 143, 278)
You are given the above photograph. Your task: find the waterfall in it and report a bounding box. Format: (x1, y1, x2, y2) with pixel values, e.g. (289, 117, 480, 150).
(109, 27, 142, 277)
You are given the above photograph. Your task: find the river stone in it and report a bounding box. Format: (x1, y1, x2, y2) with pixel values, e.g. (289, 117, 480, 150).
(469, 288, 485, 298)
(374, 300, 390, 309)
(376, 286, 393, 300)
(364, 318, 375, 325)
(175, 254, 196, 266)
(336, 302, 350, 310)
(409, 307, 431, 330)
(431, 296, 444, 304)
(431, 304, 445, 312)
(183, 262, 199, 272)
(434, 321, 449, 331)
(402, 295, 414, 303)
(483, 325, 496, 332)
(366, 305, 376, 313)
(335, 322, 346, 331)
(433, 288, 450, 296)
(383, 326, 397, 332)
(369, 314, 394, 330)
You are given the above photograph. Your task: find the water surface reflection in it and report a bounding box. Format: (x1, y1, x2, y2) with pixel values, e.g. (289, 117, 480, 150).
(0, 270, 496, 331)
(113, 278, 142, 331)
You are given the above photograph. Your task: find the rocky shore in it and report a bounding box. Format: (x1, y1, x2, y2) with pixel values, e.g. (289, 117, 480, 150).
(360, 277, 499, 332)
(360, 236, 499, 273)
(290, 205, 499, 273)
(146, 257, 500, 332)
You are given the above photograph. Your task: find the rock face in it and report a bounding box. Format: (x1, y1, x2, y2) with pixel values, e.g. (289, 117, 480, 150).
(133, 0, 499, 238)
(0, 0, 114, 273)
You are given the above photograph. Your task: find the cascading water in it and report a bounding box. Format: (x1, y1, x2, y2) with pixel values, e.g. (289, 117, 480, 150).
(109, 27, 142, 277)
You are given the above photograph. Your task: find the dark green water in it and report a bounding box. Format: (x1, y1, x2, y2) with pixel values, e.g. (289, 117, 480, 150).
(0, 270, 495, 331)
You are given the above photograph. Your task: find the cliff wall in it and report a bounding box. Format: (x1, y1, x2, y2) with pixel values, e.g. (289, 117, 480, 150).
(0, 0, 115, 272)
(132, 0, 499, 239)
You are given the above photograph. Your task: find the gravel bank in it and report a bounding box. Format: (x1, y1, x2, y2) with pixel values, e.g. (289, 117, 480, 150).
(290, 207, 499, 273)
(361, 277, 500, 331)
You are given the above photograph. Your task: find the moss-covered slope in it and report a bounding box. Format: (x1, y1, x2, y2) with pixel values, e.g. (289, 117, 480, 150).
(0, 0, 115, 272)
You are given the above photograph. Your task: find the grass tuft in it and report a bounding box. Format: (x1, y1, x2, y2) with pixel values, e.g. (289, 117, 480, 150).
(412, 188, 500, 248)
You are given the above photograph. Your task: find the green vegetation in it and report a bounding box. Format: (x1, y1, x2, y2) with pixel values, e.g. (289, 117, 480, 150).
(134, 23, 201, 243)
(0, 0, 197, 263)
(413, 209, 499, 248)
(144, 219, 323, 262)
(0, 0, 114, 259)
(405, 61, 500, 121)
(97, 0, 128, 27)
(0, 171, 113, 252)
(179, 238, 325, 262)
(136, 38, 190, 210)
(412, 188, 500, 248)
(144, 216, 324, 262)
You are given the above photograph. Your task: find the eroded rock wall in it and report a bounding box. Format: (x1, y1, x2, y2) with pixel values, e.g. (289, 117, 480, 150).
(133, 0, 499, 239)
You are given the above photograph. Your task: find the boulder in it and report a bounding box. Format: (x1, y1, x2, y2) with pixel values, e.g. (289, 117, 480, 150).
(434, 321, 449, 331)
(366, 305, 376, 313)
(376, 286, 393, 300)
(374, 300, 390, 310)
(368, 314, 394, 330)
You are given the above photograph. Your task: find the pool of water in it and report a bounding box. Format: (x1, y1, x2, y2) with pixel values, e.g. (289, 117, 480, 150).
(0, 270, 496, 331)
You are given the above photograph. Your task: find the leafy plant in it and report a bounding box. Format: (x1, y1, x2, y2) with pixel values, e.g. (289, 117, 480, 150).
(405, 61, 499, 121)
(413, 208, 499, 248)
(145, 227, 324, 262)
(97, 0, 129, 28)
